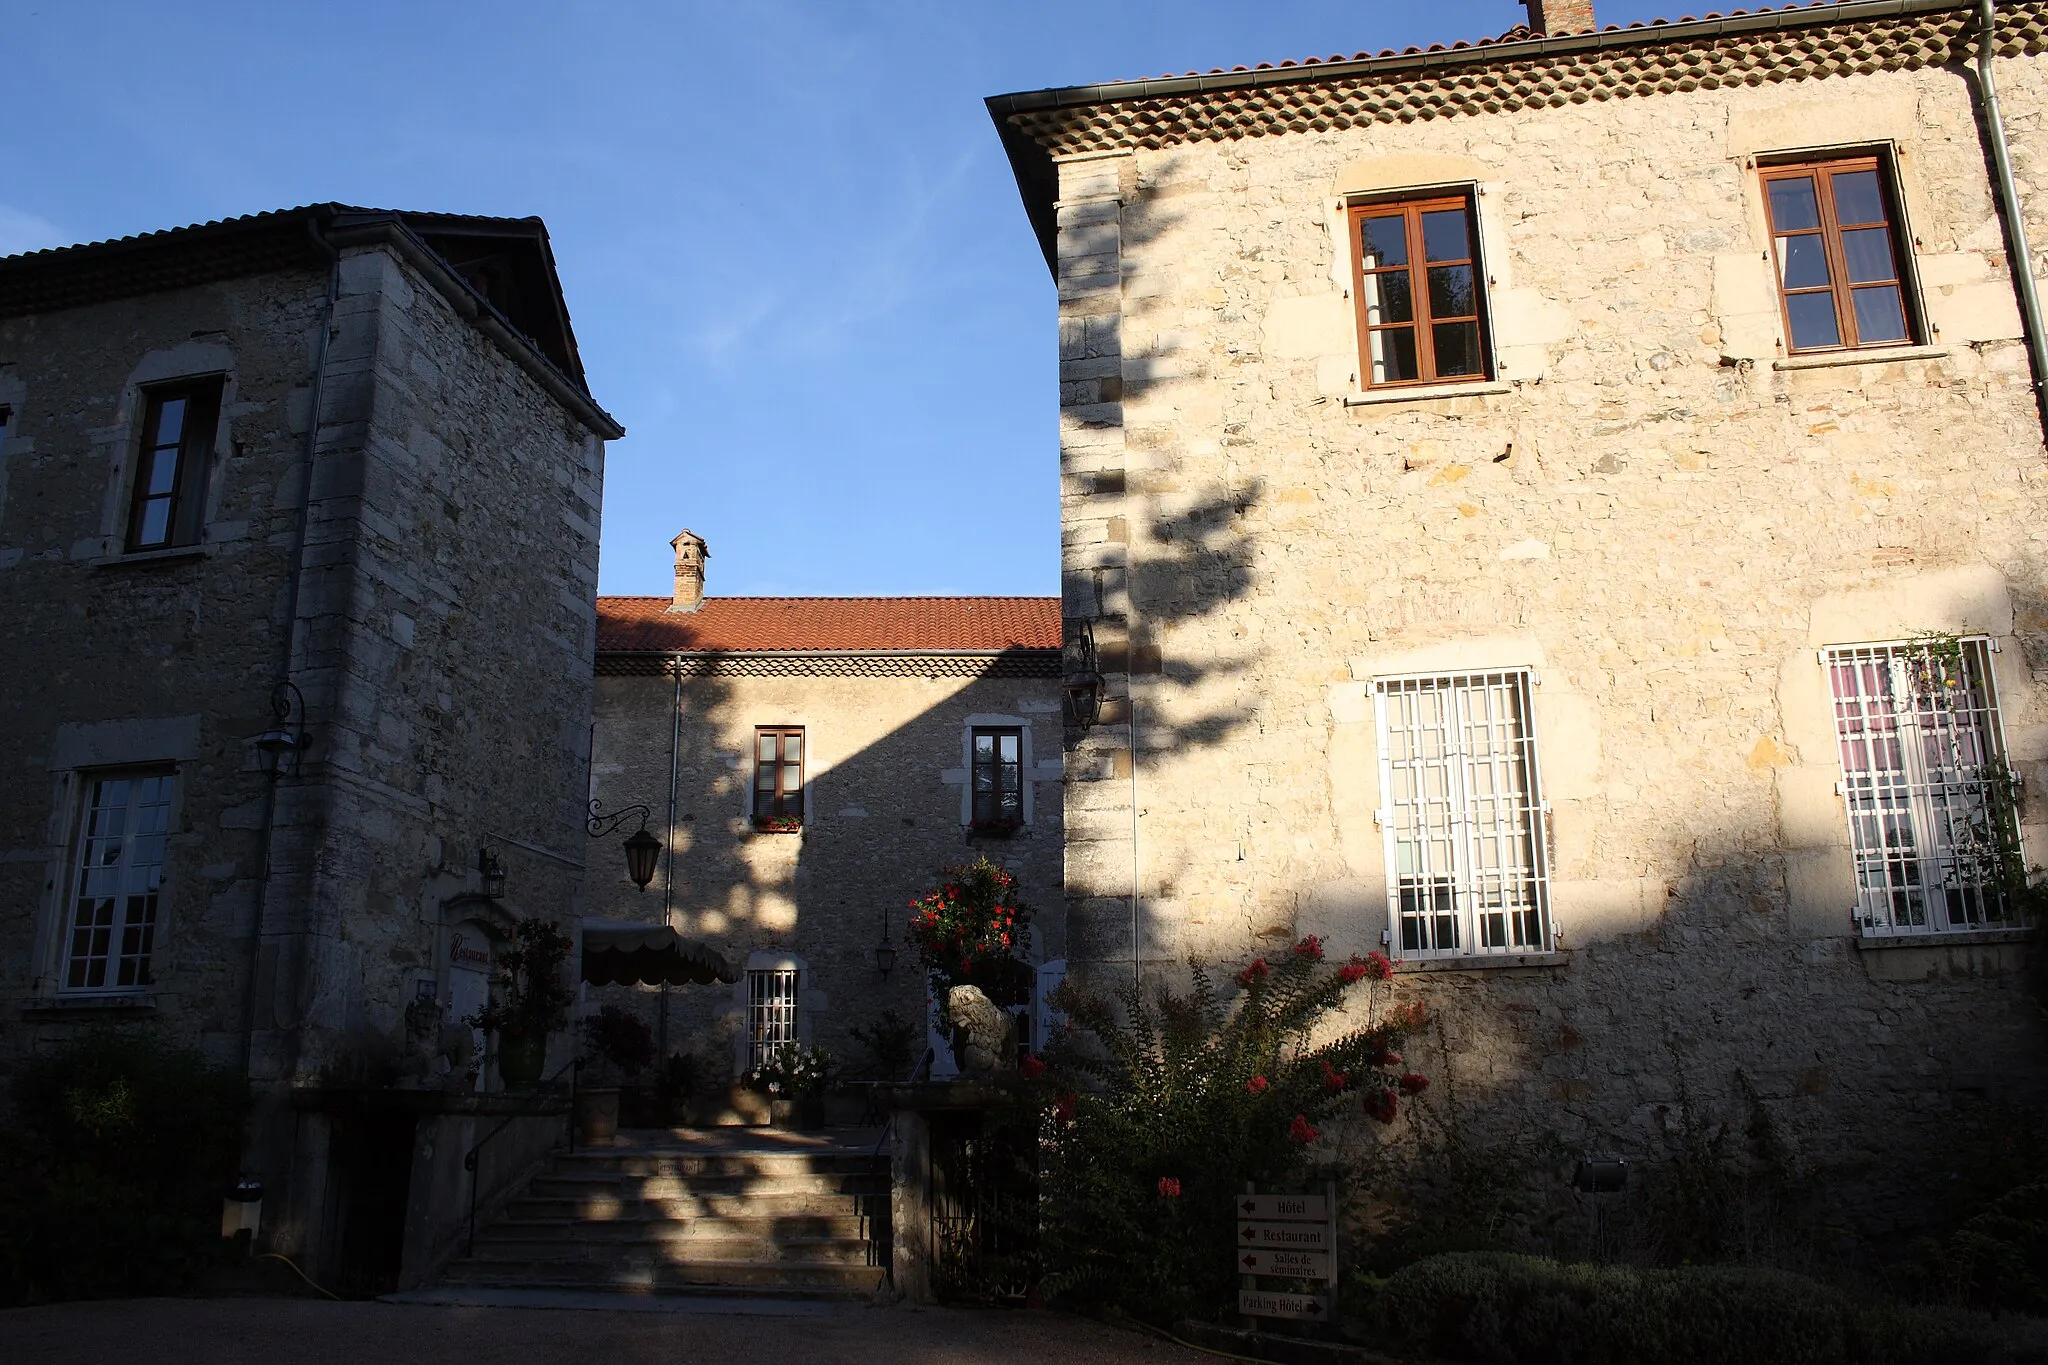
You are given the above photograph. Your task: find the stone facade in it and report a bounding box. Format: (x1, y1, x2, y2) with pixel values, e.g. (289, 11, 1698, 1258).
(994, 4, 2048, 1216)
(587, 559, 1065, 1086)
(0, 207, 620, 1289)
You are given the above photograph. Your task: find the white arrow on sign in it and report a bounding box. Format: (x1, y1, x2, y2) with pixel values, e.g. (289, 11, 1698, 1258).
(1237, 1220, 1331, 1251)
(1236, 1193, 1328, 1222)
(1239, 1289, 1329, 1321)
(1239, 1247, 1334, 1281)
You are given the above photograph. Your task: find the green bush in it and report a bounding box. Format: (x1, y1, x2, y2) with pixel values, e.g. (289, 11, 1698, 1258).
(0, 1029, 247, 1305)
(1346, 1252, 2044, 1365)
(1039, 940, 1427, 1322)
(1942, 1181, 2048, 1315)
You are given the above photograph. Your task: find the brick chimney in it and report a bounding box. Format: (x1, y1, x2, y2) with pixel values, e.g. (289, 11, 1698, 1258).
(1524, 0, 1595, 35)
(668, 529, 707, 613)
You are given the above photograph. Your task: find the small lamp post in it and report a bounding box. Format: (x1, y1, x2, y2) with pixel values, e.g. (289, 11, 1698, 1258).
(220, 1179, 264, 1239)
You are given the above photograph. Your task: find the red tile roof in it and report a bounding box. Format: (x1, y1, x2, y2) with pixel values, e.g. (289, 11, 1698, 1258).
(596, 596, 1062, 654)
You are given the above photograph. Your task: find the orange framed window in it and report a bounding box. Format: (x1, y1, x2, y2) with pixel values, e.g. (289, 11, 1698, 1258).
(1348, 193, 1490, 389)
(1762, 156, 1919, 353)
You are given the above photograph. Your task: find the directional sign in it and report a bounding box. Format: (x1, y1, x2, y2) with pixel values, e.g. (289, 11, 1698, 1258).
(1238, 1220, 1331, 1251)
(1240, 1289, 1329, 1321)
(1239, 1247, 1335, 1281)
(1236, 1193, 1328, 1222)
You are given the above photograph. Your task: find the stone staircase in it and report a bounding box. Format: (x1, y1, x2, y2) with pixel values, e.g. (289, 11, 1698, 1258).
(439, 1127, 891, 1299)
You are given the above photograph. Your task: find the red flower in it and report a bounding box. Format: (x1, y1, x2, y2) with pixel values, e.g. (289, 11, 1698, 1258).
(1019, 1054, 1046, 1081)
(1288, 1114, 1320, 1145)
(1363, 1090, 1399, 1125)
(1338, 962, 1368, 984)
(1235, 958, 1270, 988)
(1294, 935, 1325, 961)
(1052, 1092, 1078, 1121)
(1365, 951, 1394, 981)
(1320, 1062, 1349, 1093)
(1399, 1072, 1430, 1095)
(1246, 1075, 1271, 1095)
(1158, 1176, 1182, 1198)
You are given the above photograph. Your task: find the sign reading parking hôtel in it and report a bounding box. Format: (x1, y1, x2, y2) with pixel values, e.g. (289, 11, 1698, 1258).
(1237, 1185, 1337, 1324)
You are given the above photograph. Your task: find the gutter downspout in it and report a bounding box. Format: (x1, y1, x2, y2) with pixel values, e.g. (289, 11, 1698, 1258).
(1973, 0, 2048, 434)
(239, 217, 338, 1087)
(1130, 689, 1141, 993)
(658, 657, 684, 1061)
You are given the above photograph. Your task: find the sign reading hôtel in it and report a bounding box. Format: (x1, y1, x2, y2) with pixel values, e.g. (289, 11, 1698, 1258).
(1236, 1185, 1338, 1325)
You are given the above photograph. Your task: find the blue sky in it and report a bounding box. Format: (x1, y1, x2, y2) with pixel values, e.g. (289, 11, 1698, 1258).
(3, 1, 1669, 597)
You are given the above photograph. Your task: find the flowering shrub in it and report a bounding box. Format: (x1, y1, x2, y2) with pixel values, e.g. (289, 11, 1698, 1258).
(466, 918, 575, 1042)
(754, 813, 803, 834)
(1037, 940, 1428, 1322)
(906, 856, 1034, 1006)
(745, 1042, 833, 1098)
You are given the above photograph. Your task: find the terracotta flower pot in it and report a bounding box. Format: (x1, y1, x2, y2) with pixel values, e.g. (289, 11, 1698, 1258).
(496, 1032, 548, 1089)
(575, 1086, 622, 1145)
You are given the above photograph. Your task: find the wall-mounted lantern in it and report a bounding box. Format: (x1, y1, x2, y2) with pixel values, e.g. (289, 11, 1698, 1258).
(1062, 616, 1104, 729)
(477, 845, 507, 899)
(255, 681, 311, 778)
(589, 800, 664, 892)
(874, 905, 898, 977)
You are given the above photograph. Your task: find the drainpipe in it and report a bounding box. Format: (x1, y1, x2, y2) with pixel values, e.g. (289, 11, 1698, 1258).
(1973, 0, 2048, 435)
(239, 216, 339, 1085)
(658, 657, 684, 1060)
(1129, 688, 1141, 993)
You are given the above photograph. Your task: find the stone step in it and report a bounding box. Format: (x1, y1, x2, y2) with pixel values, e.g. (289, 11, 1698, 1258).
(504, 1193, 880, 1223)
(478, 1214, 873, 1244)
(440, 1256, 885, 1294)
(550, 1152, 883, 1180)
(525, 1173, 884, 1201)
(466, 1231, 879, 1265)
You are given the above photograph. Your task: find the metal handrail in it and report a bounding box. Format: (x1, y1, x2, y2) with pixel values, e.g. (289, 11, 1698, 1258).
(464, 1056, 580, 1255)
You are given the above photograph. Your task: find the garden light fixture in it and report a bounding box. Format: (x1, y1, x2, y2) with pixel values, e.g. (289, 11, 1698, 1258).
(220, 1179, 264, 1239)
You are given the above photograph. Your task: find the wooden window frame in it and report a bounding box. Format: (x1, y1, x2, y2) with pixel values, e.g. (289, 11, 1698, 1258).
(752, 727, 805, 828)
(970, 726, 1025, 833)
(1761, 155, 1921, 355)
(125, 380, 221, 553)
(62, 768, 177, 993)
(1348, 192, 1492, 390)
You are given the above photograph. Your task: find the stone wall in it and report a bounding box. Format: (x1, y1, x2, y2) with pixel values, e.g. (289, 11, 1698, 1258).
(1051, 56, 2048, 1210)
(588, 663, 1065, 1080)
(0, 235, 611, 1272)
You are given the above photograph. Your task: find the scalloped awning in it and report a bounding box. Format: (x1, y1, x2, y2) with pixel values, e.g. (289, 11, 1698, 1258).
(582, 920, 738, 987)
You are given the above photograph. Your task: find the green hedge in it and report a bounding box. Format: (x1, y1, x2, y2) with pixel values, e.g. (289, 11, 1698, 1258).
(1345, 1253, 2046, 1365)
(0, 1029, 247, 1305)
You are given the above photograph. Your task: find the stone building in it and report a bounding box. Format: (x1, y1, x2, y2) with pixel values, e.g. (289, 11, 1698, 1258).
(0, 205, 621, 1290)
(587, 531, 1065, 1087)
(989, 0, 2048, 1220)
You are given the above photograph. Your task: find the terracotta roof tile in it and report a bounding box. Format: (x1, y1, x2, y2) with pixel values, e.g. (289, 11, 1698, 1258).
(596, 596, 1062, 654)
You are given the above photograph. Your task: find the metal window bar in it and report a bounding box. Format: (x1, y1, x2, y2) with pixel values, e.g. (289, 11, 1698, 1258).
(1825, 639, 2016, 935)
(747, 968, 800, 1070)
(1374, 671, 1550, 959)
(65, 773, 173, 991)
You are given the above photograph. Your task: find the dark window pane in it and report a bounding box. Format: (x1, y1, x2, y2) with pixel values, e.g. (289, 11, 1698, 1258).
(1432, 322, 1484, 377)
(1768, 176, 1821, 232)
(1359, 215, 1409, 268)
(1841, 227, 1897, 284)
(1428, 265, 1476, 319)
(137, 500, 171, 547)
(1778, 234, 1831, 289)
(1852, 286, 1910, 344)
(1370, 327, 1419, 384)
(1831, 170, 1887, 227)
(1786, 292, 1843, 349)
(1421, 208, 1471, 263)
(152, 397, 186, 446)
(1364, 269, 1413, 325)
(145, 449, 179, 496)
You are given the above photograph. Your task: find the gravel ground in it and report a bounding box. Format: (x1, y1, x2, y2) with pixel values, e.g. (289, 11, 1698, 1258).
(0, 1295, 1211, 1365)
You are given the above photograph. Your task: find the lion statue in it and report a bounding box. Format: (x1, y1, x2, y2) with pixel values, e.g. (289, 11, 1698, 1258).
(946, 984, 1017, 1076)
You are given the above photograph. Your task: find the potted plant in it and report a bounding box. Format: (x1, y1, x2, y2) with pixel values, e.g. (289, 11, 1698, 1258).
(464, 917, 574, 1089)
(746, 1043, 832, 1130)
(907, 857, 1034, 1071)
(576, 1005, 655, 1144)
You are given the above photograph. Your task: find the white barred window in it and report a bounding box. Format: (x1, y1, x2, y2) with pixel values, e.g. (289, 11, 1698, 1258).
(746, 967, 800, 1070)
(1374, 671, 1551, 958)
(64, 771, 175, 991)
(1826, 639, 2018, 935)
